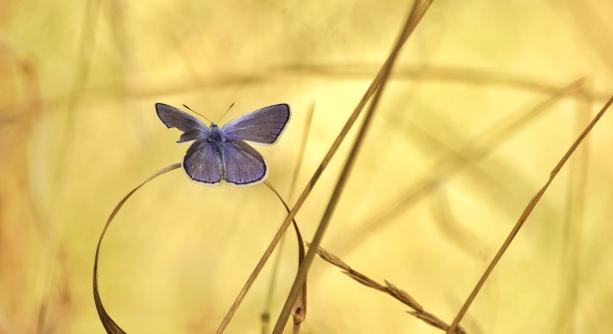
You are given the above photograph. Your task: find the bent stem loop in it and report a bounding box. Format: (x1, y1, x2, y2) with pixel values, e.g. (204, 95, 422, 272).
(94, 164, 305, 334)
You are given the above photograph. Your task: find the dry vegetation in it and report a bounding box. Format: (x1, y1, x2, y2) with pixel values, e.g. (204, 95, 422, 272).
(2, 0, 613, 333)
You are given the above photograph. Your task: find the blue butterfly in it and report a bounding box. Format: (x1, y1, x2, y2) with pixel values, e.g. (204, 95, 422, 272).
(156, 103, 290, 186)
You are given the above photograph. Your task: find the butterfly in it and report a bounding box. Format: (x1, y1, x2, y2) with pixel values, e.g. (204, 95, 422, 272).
(156, 103, 290, 186)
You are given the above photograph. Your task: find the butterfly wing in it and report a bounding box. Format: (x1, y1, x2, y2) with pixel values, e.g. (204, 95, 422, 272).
(183, 140, 223, 184)
(221, 140, 267, 185)
(221, 104, 290, 144)
(156, 103, 209, 143)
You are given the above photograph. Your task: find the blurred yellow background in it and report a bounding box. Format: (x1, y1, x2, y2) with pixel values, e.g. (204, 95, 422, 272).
(2, 0, 613, 333)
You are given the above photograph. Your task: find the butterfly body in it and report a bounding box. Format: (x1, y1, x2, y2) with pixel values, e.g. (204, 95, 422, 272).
(205, 124, 225, 144)
(156, 103, 290, 186)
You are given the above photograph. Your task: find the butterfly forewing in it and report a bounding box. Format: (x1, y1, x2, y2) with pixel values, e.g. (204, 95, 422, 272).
(156, 103, 209, 135)
(183, 140, 223, 184)
(221, 140, 267, 185)
(221, 104, 290, 144)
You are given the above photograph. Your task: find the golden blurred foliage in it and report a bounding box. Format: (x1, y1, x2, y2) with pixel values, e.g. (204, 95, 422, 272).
(1, 0, 613, 333)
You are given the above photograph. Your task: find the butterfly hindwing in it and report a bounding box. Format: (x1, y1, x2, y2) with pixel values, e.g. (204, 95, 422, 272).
(183, 140, 223, 184)
(221, 104, 290, 144)
(221, 140, 267, 185)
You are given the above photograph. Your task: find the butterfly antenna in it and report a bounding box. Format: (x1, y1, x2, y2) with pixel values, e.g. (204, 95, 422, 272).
(217, 102, 235, 123)
(183, 104, 212, 124)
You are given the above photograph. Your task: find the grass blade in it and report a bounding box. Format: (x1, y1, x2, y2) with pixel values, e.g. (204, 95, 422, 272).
(314, 246, 466, 333)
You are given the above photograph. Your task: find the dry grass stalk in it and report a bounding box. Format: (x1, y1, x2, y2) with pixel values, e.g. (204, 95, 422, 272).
(554, 79, 593, 333)
(314, 246, 467, 334)
(446, 94, 613, 333)
(271, 1, 434, 332)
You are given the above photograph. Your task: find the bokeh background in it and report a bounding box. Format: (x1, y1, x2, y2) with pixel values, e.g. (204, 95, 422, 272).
(2, 0, 613, 333)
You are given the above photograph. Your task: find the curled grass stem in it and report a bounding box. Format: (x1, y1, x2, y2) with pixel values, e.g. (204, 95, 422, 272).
(93, 163, 181, 334)
(93, 164, 307, 333)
